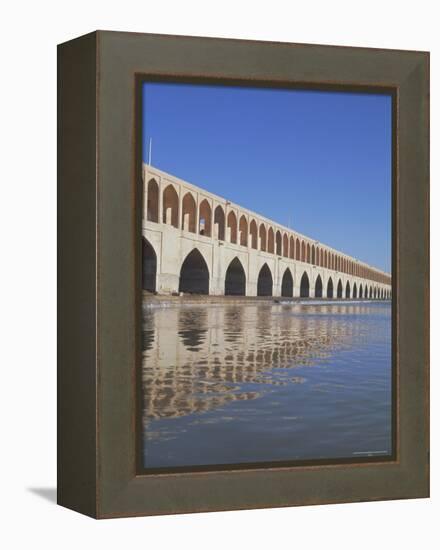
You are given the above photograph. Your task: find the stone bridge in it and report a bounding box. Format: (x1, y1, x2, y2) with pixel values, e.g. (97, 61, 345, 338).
(142, 165, 392, 300)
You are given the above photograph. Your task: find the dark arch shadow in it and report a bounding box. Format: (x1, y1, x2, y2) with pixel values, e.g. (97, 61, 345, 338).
(337, 279, 343, 298)
(179, 249, 209, 294)
(315, 275, 323, 298)
(327, 277, 334, 298)
(353, 282, 357, 298)
(225, 257, 246, 296)
(345, 281, 351, 299)
(257, 263, 273, 296)
(300, 272, 310, 298)
(142, 238, 157, 292)
(281, 268, 293, 297)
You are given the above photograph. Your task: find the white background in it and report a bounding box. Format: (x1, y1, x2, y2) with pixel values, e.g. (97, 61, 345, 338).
(0, 1, 437, 547)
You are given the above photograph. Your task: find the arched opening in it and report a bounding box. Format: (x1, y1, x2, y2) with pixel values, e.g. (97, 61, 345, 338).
(283, 233, 289, 257)
(199, 199, 212, 237)
(179, 249, 209, 295)
(316, 247, 320, 266)
(181, 192, 197, 233)
(225, 257, 246, 296)
(259, 224, 267, 251)
(353, 282, 357, 298)
(281, 268, 293, 297)
(327, 277, 334, 298)
(257, 263, 273, 296)
(301, 240, 306, 262)
(296, 238, 301, 260)
(345, 281, 351, 299)
(289, 236, 295, 259)
(359, 284, 363, 298)
(250, 220, 258, 249)
(214, 205, 225, 240)
(369, 286, 373, 298)
(300, 272, 310, 297)
(227, 211, 237, 244)
(146, 179, 159, 222)
(268, 228, 275, 253)
(337, 279, 343, 298)
(306, 243, 311, 263)
(162, 184, 179, 228)
(142, 238, 157, 292)
(315, 274, 323, 298)
(311, 245, 315, 265)
(276, 230, 282, 256)
(239, 215, 248, 246)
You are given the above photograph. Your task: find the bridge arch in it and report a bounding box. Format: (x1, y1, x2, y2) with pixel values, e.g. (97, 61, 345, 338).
(300, 272, 310, 298)
(239, 215, 248, 246)
(296, 238, 301, 260)
(353, 282, 357, 298)
(214, 205, 225, 240)
(259, 223, 267, 251)
(281, 268, 293, 297)
(162, 184, 179, 227)
(179, 249, 209, 294)
(181, 192, 197, 233)
(312, 245, 316, 265)
(268, 228, 275, 253)
(225, 257, 246, 296)
(289, 236, 295, 259)
(337, 279, 343, 298)
(306, 243, 311, 263)
(359, 283, 363, 298)
(345, 281, 351, 299)
(142, 237, 157, 292)
(315, 274, 323, 298)
(301, 240, 306, 262)
(283, 233, 289, 257)
(249, 219, 258, 249)
(257, 263, 273, 296)
(146, 178, 159, 222)
(199, 199, 212, 237)
(369, 286, 373, 298)
(276, 230, 282, 256)
(327, 277, 334, 298)
(227, 211, 238, 244)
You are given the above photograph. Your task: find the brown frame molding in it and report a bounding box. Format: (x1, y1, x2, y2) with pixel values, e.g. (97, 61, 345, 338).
(57, 31, 429, 518)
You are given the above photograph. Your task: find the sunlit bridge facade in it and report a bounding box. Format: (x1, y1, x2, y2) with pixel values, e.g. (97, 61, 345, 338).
(142, 165, 392, 299)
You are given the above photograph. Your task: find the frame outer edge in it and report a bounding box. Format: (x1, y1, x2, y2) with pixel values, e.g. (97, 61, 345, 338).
(57, 31, 99, 518)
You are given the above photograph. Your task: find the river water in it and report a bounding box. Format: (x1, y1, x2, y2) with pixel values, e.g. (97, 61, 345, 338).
(141, 301, 392, 469)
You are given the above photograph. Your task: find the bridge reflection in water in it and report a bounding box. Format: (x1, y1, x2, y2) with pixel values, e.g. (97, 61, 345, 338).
(141, 301, 392, 469)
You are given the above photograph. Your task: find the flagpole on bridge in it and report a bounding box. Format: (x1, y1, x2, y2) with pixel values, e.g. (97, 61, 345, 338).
(148, 137, 152, 165)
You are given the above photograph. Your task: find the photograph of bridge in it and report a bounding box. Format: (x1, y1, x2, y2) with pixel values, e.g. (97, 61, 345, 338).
(140, 82, 393, 471)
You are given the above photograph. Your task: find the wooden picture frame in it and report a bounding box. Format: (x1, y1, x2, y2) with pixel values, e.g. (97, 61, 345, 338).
(57, 30, 429, 518)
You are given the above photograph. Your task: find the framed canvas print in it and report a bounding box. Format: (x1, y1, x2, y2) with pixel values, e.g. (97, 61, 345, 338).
(57, 31, 429, 518)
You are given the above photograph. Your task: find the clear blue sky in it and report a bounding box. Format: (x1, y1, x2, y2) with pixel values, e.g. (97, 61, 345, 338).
(142, 83, 392, 273)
